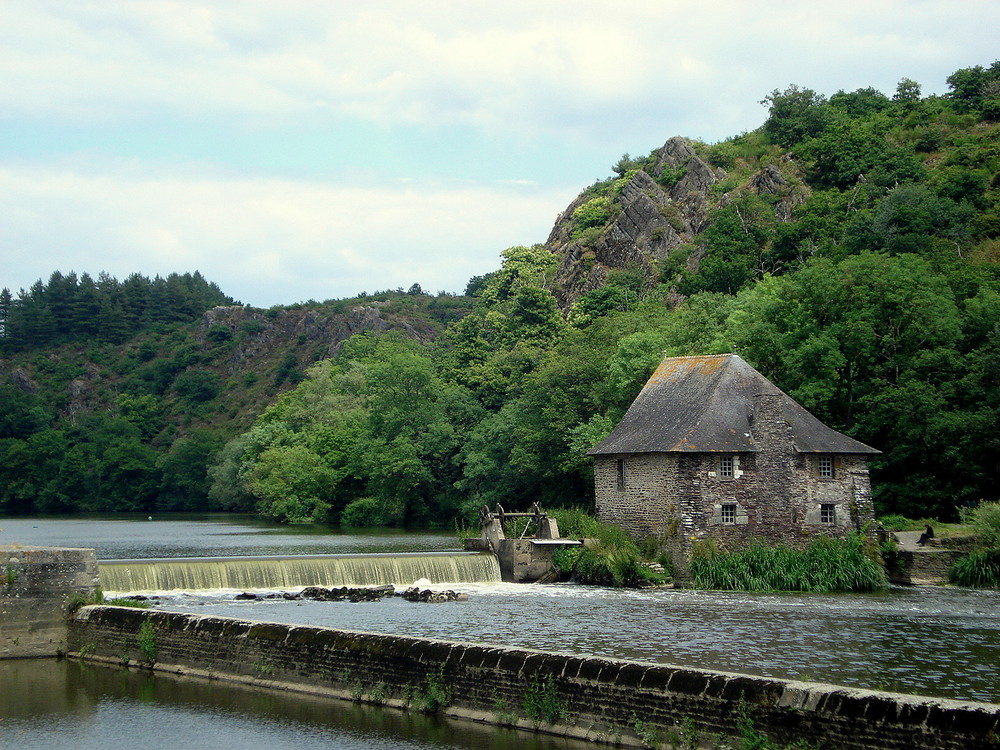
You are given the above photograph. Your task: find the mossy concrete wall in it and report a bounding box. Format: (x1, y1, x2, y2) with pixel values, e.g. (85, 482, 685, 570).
(69, 606, 1000, 750)
(1, 546, 99, 658)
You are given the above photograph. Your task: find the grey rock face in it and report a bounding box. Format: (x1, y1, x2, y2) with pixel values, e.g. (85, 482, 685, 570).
(547, 136, 724, 307)
(544, 136, 809, 309)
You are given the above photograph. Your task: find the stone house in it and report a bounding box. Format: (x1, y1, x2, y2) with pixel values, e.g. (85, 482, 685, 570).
(588, 354, 879, 570)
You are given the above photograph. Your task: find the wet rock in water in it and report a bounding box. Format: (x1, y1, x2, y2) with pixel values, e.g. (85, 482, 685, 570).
(300, 585, 394, 602)
(234, 592, 259, 600)
(400, 587, 469, 603)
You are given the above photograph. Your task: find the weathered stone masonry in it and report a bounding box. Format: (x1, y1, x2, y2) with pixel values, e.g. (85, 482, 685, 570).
(1, 545, 99, 658)
(69, 606, 1000, 750)
(590, 356, 879, 576)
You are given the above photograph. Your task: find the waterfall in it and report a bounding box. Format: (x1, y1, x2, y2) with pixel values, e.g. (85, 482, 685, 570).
(99, 553, 501, 594)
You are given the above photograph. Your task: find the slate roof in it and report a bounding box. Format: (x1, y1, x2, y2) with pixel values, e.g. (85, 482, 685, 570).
(588, 354, 879, 456)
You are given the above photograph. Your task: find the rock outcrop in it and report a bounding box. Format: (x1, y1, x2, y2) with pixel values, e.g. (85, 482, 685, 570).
(546, 136, 725, 308)
(544, 136, 807, 309)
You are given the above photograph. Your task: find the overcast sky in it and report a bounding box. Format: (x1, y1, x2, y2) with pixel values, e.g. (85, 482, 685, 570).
(1, 1, 997, 307)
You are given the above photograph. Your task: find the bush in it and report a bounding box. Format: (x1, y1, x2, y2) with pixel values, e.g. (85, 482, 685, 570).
(205, 325, 233, 344)
(571, 197, 616, 237)
(950, 503, 1000, 588)
(547, 508, 665, 588)
(690, 535, 888, 592)
(961, 501, 1000, 548)
(173, 369, 221, 402)
(949, 550, 1000, 588)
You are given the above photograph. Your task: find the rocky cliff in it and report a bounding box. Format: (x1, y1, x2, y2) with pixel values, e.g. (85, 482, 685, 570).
(544, 136, 808, 309)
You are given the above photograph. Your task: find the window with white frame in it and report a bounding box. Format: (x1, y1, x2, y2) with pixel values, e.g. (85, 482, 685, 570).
(721, 503, 737, 524)
(820, 503, 836, 524)
(719, 455, 735, 478)
(818, 455, 835, 478)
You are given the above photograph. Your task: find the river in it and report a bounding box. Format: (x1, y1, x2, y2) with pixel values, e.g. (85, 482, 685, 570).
(2, 514, 999, 747)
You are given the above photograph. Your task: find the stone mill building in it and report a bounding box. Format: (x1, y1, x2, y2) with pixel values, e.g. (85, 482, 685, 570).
(588, 354, 880, 571)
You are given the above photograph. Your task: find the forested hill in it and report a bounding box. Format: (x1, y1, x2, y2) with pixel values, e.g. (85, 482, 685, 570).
(0, 286, 471, 514)
(1, 61, 998, 525)
(1, 271, 234, 350)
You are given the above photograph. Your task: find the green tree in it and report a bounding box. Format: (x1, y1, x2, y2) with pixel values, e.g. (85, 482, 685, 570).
(723, 252, 995, 516)
(761, 85, 835, 148)
(157, 430, 225, 511)
(244, 444, 338, 523)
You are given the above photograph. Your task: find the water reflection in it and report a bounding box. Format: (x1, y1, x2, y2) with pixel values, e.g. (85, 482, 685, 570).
(0, 659, 591, 750)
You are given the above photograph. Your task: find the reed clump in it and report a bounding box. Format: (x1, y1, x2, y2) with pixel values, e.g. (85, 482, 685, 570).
(949, 550, 1000, 588)
(949, 502, 1000, 587)
(689, 534, 888, 593)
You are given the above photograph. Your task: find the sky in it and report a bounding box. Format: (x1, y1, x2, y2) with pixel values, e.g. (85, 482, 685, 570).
(1, 1, 997, 308)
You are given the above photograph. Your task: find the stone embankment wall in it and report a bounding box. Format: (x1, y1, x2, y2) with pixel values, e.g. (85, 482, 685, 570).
(70, 606, 1000, 750)
(889, 549, 966, 585)
(1, 546, 99, 658)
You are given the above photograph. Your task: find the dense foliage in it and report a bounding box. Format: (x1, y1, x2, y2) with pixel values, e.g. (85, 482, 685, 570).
(1, 62, 998, 526)
(1, 271, 233, 351)
(0, 284, 467, 515)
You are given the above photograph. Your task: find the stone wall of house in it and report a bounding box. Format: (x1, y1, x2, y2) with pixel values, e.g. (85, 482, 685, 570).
(594, 453, 679, 539)
(595, 394, 876, 565)
(69, 606, 1000, 750)
(1, 546, 100, 658)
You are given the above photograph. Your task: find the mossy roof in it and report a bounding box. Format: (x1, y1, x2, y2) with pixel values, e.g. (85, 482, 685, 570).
(588, 354, 879, 456)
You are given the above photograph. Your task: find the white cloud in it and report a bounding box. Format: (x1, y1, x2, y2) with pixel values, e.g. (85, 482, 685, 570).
(3, 1, 993, 140)
(0, 1, 997, 307)
(0, 162, 570, 306)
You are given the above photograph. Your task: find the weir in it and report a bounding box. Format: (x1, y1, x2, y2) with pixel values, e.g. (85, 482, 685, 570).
(68, 606, 1000, 750)
(98, 552, 501, 593)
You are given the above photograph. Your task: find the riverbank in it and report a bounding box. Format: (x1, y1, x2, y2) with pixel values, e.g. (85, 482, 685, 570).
(68, 605, 1000, 750)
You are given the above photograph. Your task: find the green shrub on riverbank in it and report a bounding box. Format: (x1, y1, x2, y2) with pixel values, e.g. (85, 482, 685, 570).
(949, 549, 1000, 588)
(960, 502, 1000, 549)
(548, 508, 666, 588)
(949, 502, 1000, 587)
(689, 535, 888, 593)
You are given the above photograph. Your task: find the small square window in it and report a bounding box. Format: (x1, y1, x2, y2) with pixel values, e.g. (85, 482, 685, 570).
(818, 456, 835, 478)
(721, 503, 737, 524)
(820, 504, 836, 524)
(719, 455, 734, 478)
(616, 458, 626, 492)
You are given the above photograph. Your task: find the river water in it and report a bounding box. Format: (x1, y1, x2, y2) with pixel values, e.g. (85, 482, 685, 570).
(2, 514, 999, 747)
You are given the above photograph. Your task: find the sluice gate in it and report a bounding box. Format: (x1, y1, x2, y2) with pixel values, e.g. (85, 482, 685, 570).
(98, 552, 501, 594)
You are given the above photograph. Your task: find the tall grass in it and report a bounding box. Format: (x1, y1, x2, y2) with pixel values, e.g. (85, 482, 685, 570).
(960, 501, 1000, 548)
(689, 535, 888, 593)
(949, 502, 1000, 588)
(949, 550, 1000, 588)
(548, 508, 665, 588)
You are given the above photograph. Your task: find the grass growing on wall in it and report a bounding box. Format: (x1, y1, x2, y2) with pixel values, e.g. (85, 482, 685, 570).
(689, 534, 888, 593)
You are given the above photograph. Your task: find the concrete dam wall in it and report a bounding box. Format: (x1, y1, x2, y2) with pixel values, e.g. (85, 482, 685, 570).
(1, 545, 99, 658)
(69, 605, 1000, 750)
